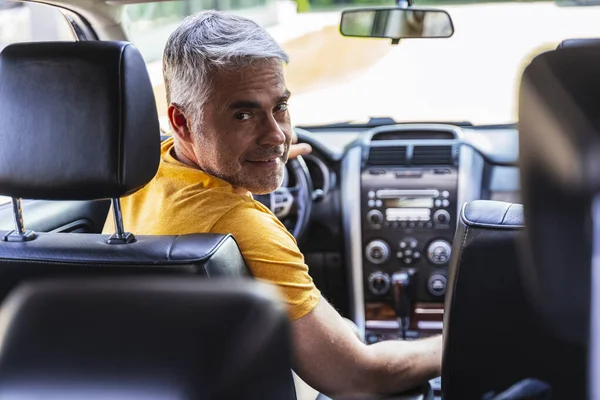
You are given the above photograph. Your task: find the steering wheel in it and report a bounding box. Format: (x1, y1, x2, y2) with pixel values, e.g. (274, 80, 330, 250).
(254, 156, 313, 244)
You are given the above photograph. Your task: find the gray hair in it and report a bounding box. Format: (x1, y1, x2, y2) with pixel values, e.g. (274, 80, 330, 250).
(163, 10, 289, 121)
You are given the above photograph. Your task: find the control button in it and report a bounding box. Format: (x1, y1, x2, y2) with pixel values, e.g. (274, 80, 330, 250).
(442, 199, 450, 207)
(392, 222, 399, 228)
(396, 251, 404, 258)
(404, 257, 413, 264)
(409, 239, 418, 248)
(426, 222, 433, 228)
(368, 271, 391, 295)
(428, 274, 448, 296)
(399, 241, 407, 249)
(434, 210, 451, 225)
(400, 222, 408, 229)
(418, 222, 424, 228)
(368, 191, 376, 199)
(367, 210, 384, 228)
(427, 240, 452, 265)
(404, 250, 413, 257)
(413, 251, 421, 259)
(366, 333, 382, 344)
(435, 199, 442, 207)
(442, 190, 450, 198)
(375, 199, 383, 207)
(409, 222, 416, 229)
(384, 222, 390, 228)
(366, 240, 390, 264)
(368, 200, 375, 207)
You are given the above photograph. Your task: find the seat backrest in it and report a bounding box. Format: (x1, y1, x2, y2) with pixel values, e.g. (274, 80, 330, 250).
(0, 277, 295, 399)
(0, 41, 251, 306)
(518, 42, 600, 399)
(442, 200, 585, 400)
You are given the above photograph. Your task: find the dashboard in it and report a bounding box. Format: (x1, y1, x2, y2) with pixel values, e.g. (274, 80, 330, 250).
(294, 122, 520, 343)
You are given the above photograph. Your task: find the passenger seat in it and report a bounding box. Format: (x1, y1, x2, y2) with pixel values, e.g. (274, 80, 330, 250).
(442, 200, 585, 399)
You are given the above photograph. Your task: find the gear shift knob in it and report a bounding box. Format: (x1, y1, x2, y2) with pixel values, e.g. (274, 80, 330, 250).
(391, 269, 416, 340)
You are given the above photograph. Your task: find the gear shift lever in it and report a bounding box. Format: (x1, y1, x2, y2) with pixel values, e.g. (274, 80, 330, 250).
(391, 269, 416, 340)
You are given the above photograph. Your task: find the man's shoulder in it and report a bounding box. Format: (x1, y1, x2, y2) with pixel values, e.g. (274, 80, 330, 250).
(211, 200, 293, 239)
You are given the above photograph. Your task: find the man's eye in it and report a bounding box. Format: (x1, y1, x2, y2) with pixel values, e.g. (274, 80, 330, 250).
(275, 103, 288, 113)
(235, 112, 251, 121)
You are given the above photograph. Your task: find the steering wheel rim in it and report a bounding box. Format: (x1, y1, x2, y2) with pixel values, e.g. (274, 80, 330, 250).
(287, 156, 313, 243)
(253, 155, 313, 244)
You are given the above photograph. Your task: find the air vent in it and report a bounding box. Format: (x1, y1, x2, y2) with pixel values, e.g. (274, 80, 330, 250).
(367, 146, 408, 165)
(412, 145, 453, 166)
(371, 130, 456, 141)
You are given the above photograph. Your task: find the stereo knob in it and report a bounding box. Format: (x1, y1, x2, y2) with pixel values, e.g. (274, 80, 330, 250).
(428, 273, 448, 297)
(367, 210, 384, 228)
(427, 240, 452, 265)
(368, 271, 391, 295)
(366, 240, 390, 264)
(433, 210, 451, 225)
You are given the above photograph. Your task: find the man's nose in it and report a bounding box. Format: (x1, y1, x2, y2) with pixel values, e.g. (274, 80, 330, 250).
(259, 115, 286, 146)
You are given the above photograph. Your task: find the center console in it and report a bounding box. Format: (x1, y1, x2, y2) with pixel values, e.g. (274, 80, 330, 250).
(343, 125, 462, 345)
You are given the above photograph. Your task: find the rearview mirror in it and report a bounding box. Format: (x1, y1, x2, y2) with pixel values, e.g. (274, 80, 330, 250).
(340, 7, 454, 40)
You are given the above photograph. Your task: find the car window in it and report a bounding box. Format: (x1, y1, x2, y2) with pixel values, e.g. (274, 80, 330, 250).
(0, 1, 75, 205)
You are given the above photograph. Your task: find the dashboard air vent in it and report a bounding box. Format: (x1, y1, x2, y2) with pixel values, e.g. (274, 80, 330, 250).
(367, 146, 408, 165)
(371, 130, 455, 141)
(412, 145, 453, 166)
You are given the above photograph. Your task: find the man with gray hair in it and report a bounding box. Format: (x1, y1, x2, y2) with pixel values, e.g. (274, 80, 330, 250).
(108, 10, 442, 398)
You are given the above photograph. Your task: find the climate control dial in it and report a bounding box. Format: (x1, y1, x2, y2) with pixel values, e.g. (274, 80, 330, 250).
(368, 271, 391, 295)
(427, 240, 452, 265)
(365, 240, 390, 264)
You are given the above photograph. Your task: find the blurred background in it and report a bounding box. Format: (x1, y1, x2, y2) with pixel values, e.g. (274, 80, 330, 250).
(3, 0, 600, 131)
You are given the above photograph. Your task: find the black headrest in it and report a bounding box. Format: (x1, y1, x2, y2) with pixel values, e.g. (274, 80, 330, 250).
(518, 46, 600, 343)
(0, 278, 294, 399)
(557, 38, 600, 49)
(0, 42, 160, 200)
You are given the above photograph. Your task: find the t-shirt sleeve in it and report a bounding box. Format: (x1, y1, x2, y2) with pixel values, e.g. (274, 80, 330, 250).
(210, 202, 321, 321)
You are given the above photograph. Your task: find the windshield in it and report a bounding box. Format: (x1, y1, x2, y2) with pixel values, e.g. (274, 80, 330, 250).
(123, 0, 600, 128)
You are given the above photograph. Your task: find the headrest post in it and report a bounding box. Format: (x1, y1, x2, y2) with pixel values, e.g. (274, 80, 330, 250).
(12, 198, 25, 235)
(107, 198, 136, 245)
(2, 198, 36, 242)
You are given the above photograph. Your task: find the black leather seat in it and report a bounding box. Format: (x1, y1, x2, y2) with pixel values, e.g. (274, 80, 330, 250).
(0, 41, 250, 304)
(0, 277, 294, 399)
(442, 201, 585, 399)
(557, 37, 600, 49)
(517, 41, 600, 398)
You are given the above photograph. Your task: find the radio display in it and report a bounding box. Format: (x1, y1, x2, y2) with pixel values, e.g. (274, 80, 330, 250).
(384, 198, 434, 208)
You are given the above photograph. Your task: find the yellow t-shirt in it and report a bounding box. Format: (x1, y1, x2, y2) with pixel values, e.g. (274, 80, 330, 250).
(103, 137, 321, 321)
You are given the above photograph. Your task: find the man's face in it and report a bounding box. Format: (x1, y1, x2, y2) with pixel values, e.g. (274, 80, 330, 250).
(189, 60, 292, 194)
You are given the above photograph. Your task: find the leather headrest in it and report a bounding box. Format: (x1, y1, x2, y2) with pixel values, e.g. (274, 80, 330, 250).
(0, 278, 293, 399)
(0, 42, 160, 200)
(557, 38, 600, 49)
(518, 46, 600, 343)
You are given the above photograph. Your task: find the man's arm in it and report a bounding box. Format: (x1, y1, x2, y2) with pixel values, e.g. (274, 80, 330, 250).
(291, 296, 442, 398)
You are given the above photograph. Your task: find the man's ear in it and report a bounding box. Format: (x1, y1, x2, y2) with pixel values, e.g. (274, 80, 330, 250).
(167, 104, 192, 141)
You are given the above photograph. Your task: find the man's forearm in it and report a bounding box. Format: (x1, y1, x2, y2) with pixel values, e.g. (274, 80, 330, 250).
(362, 335, 442, 395)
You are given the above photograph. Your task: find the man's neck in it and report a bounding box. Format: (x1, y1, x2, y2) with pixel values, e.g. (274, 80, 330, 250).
(170, 144, 252, 197)
(171, 144, 199, 170)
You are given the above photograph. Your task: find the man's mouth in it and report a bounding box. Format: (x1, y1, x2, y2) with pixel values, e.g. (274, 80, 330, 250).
(246, 156, 281, 167)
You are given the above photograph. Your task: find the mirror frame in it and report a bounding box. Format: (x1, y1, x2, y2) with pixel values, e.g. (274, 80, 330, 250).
(339, 6, 455, 41)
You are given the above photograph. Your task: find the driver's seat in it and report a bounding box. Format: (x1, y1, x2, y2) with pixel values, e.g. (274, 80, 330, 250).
(0, 41, 251, 304)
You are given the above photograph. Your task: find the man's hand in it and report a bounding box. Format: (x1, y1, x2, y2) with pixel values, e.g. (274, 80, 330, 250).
(289, 130, 312, 159)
